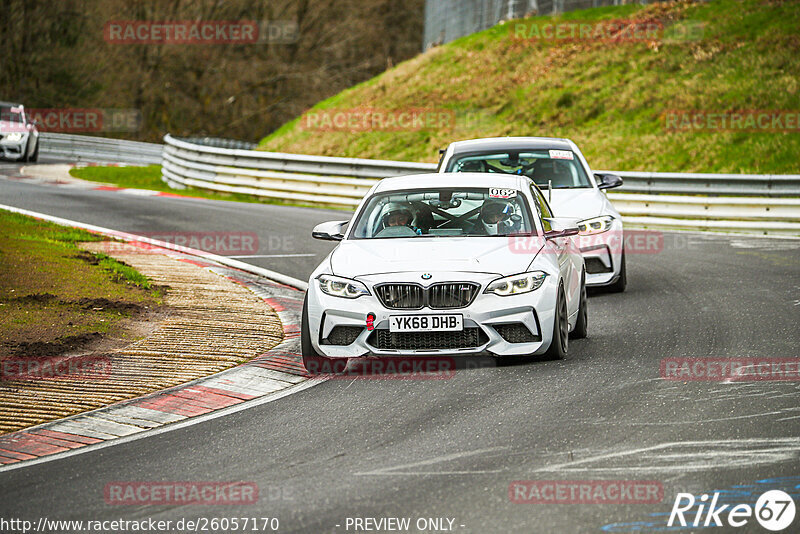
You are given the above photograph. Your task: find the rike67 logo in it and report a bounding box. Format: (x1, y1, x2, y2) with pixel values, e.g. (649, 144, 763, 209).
(669, 490, 796, 531)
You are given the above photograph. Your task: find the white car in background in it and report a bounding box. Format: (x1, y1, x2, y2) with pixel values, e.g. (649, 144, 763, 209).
(438, 137, 626, 291)
(0, 102, 39, 162)
(302, 173, 586, 374)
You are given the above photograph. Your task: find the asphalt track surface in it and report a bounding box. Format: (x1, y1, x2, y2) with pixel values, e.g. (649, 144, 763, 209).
(1, 160, 799, 533)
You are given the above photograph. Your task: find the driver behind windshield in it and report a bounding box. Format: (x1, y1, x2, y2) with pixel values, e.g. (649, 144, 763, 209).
(474, 199, 519, 236)
(381, 202, 422, 235)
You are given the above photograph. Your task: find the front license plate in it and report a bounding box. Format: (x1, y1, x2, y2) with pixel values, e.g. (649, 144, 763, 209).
(389, 314, 463, 332)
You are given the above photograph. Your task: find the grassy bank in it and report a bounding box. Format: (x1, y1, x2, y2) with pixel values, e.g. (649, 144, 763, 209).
(68, 165, 348, 209)
(259, 0, 800, 174)
(0, 210, 162, 358)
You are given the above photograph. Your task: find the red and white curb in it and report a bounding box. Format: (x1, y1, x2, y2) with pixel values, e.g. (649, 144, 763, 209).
(0, 204, 315, 472)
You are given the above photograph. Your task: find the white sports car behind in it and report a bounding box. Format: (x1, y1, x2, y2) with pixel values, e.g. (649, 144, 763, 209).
(0, 102, 40, 162)
(439, 137, 626, 291)
(302, 172, 587, 374)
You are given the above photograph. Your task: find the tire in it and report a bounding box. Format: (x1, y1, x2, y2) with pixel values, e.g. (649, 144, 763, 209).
(543, 284, 568, 360)
(21, 140, 30, 163)
(570, 272, 588, 339)
(29, 140, 39, 162)
(301, 293, 347, 375)
(607, 251, 627, 293)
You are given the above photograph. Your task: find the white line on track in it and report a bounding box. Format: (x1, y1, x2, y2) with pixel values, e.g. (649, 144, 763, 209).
(353, 446, 511, 476)
(225, 254, 316, 259)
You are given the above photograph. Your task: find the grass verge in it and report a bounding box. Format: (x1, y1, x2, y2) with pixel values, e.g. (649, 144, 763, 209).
(68, 165, 351, 211)
(0, 210, 163, 358)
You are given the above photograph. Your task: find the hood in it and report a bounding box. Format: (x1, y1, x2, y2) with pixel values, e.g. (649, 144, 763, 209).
(547, 188, 607, 219)
(330, 237, 545, 279)
(0, 121, 27, 134)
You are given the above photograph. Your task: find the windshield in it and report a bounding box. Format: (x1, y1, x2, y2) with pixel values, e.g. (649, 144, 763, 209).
(0, 106, 24, 123)
(351, 187, 536, 239)
(446, 149, 592, 189)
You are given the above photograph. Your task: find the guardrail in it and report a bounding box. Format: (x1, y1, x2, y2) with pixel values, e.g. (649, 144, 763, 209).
(161, 134, 433, 205)
(40, 132, 162, 165)
(607, 170, 800, 197)
(162, 134, 800, 236)
(28, 133, 799, 235)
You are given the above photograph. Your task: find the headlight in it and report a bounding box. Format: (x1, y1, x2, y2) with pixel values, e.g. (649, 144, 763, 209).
(317, 274, 370, 299)
(485, 271, 547, 296)
(5, 132, 23, 142)
(578, 215, 614, 235)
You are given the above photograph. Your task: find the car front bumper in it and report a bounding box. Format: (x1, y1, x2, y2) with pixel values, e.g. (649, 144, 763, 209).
(307, 272, 560, 359)
(0, 138, 26, 160)
(576, 222, 624, 286)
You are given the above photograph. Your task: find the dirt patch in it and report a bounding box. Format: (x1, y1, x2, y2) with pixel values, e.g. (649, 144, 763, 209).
(9, 292, 59, 304)
(0, 302, 168, 361)
(75, 297, 144, 315)
(72, 250, 101, 265)
(2, 332, 104, 358)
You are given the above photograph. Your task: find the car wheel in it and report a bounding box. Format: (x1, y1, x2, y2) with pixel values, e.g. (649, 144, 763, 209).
(301, 293, 347, 375)
(607, 251, 627, 293)
(21, 140, 30, 163)
(570, 272, 588, 339)
(30, 140, 39, 162)
(543, 284, 568, 360)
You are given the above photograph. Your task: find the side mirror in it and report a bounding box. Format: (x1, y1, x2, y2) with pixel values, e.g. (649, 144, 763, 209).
(543, 217, 580, 239)
(312, 220, 348, 241)
(595, 173, 623, 190)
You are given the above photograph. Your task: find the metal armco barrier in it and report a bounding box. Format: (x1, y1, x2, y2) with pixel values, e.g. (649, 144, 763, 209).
(40, 132, 162, 165)
(605, 170, 800, 197)
(30, 133, 799, 235)
(161, 134, 433, 206)
(162, 134, 800, 236)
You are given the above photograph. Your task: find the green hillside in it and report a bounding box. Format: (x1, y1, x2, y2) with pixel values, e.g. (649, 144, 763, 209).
(259, 0, 800, 174)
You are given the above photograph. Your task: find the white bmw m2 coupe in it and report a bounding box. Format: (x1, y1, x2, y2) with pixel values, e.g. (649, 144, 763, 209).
(301, 173, 586, 374)
(439, 137, 626, 291)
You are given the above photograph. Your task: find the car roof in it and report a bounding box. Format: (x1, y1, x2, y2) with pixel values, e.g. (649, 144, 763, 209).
(373, 172, 529, 194)
(448, 136, 574, 154)
(0, 102, 24, 108)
